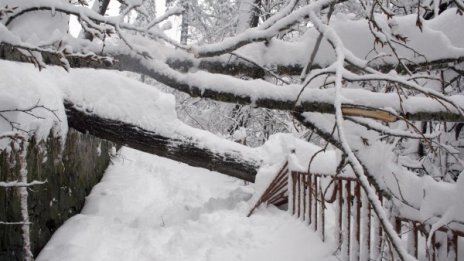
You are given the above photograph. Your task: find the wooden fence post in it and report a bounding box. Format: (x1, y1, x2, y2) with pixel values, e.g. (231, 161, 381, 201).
(302, 174, 306, 221)
(291, 172, 296, 216)
(337, 179, 343, 247)
(448, 231, 458, 261)
(341, 180, 351, 259)
(314, 175, 318, 231)
(308, 173, 313, 225)
(360, 189, 370, 261)
(351, 181, 361, 261)
(320, 177, 325, 241)
(407, 222, 418, 259)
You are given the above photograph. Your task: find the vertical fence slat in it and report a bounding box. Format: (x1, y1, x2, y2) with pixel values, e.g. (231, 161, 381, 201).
(432, 232, 437, 261)
(448, 231, 458, 261)
(291, 172, 296, 216)
(379, 193, 384, 258)
(360, 189, 370, 261)
(351, 181, 361, 261)
(392, 217, 402, 261)
(367, 198, 371, 260)
(407, 222, 418, 259)
(347, 180, 351, 260)
(437, 231, 448, 261)
(457, 233, 459, 261)
(302, 174, 306, 221)
(306, 175, 310, 222)
(372, 192, 383, 260)
(297, 173, 301, 218)
(308, 173, 313, 225)
(320, 178, 325, 242)
(341, 179, 351, 260)
(314, 175, 318, 231)
(337, 179, 343, 247)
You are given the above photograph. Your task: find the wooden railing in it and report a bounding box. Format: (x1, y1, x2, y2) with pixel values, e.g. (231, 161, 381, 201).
(247, 162, 289, 217)
(289, 171, 464, 261)
(248, 162, 464, 260)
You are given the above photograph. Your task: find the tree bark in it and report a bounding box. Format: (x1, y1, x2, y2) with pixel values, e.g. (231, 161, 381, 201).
(64, 101, 261, 182)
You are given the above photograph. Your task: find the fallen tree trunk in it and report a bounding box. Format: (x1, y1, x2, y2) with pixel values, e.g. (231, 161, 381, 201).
(64, 101, 261, 182)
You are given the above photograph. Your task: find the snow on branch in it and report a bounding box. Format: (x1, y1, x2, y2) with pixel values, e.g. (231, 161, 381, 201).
(191, 0, 339, 57)
(0, 180, 47, 187)
(0, 0, 184, 70)
(2, 41, 464, 124)
(0, 221, 31, 225)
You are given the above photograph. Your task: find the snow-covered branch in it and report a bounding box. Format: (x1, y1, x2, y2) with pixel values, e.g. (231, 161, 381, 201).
(191, 0, 340, 57)
(1, 1, 463, 125)
(2, 42, 464, 123)
(0, 180, 47, 187)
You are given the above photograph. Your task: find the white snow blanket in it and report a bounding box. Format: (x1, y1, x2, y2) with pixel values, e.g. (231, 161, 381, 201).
(37, 148, 337, 261)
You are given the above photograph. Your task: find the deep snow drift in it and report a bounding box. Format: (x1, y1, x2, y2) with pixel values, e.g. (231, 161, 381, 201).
(37, 148, 337, 261)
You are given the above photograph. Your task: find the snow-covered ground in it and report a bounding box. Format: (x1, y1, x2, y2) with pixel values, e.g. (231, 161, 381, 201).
(37, 148, 337, 261)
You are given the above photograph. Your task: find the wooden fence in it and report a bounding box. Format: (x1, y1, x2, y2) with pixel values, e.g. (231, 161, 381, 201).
(291, 171, 464, 260)
(248, 162, 464, 261)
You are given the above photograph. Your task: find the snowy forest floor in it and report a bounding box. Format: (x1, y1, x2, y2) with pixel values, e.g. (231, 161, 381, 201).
(37, 147, 338, 261)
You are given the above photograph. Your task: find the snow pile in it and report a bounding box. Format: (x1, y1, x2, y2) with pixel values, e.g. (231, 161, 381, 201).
(251, 133, 337, 205)
(37, 148, 337, 261)
(258, 133, 336, 174)
(0, 61, 67, 149)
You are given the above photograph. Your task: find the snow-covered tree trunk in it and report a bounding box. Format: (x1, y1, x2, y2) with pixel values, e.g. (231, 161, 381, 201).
(18, 139, 33, 261)
(236, 0, 260, 33)
(64, 101, 262, 182)
(0, 134, 35, 260)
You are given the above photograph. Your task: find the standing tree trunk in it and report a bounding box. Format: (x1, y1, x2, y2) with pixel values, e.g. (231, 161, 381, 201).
(236, 0, 261, 33)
